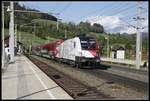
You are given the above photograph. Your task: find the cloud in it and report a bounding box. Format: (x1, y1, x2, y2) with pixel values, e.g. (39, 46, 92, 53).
(119, 26, 136, 34)
(85, 16, 148, 34)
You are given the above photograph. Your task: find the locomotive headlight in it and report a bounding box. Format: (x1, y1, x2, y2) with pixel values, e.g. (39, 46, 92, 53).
(96, 59, 100, 62)
(81, 58, 86, 62)
(80, 57, 86, 62)
(95, 56, 100, 62)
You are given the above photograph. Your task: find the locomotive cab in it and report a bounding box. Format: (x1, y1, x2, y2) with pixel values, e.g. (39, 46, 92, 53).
(75, 36, 100, 67)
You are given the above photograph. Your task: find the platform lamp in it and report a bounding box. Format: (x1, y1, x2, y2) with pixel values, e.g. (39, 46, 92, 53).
(7, 2, 15, 63)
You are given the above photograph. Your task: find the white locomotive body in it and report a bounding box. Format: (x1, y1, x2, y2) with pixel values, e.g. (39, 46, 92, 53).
(55, 36, 100, 67)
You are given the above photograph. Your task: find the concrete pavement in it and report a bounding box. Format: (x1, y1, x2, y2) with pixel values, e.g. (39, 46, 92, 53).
(101, 57, 145, 66)
(2, 55, 73, 99)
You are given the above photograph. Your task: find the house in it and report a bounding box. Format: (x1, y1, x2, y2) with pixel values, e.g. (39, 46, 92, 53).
(4, 35, 23, 55)
(111, 46, 125, 59)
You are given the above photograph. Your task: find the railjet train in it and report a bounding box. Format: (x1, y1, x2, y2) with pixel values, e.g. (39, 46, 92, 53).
(32, 35, 100, 68)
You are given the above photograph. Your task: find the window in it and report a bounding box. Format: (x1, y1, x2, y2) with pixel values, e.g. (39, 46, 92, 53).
(80, 37, 96, 50)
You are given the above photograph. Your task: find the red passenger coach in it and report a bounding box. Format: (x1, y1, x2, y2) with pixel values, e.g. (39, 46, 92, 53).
(38, 39, 64, 59)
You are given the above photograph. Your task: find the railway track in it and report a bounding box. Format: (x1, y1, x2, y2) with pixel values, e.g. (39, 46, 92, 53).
(26, 55, 113, 100)
(26, 54, 148, 99)
(84, 68, 148, 92)
(100, 62, 148, 76)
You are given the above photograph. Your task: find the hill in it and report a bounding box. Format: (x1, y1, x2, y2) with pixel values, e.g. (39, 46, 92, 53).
(3, 2, 57, 28)
(4, 29, 58, 50)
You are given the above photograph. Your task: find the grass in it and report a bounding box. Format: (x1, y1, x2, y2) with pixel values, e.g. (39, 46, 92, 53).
(89, 32, 105, 38)
(4, 28, 58, 50)
(32, 19, 57, 26)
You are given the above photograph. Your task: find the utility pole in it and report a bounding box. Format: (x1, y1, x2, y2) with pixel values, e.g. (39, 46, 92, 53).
(19, 25, 22, 49)
(18, 31, 21, 53)
(15, 24, 17, 47)
(19, 29, 21, 42)
(2, 2, 5, 68)
(105, 32, 109, 58)
(135, 1, 142, 69)
(107, 35, 109, 58)
(119, 1, 145, 69)
(34, 23, 36, 44)
(57, 19, 59, 30)
(9, 2, 15, 63)
(57, 18, 62, 30)
(106, 35, 109, 58)
(47, 36, 50, 43)
(65, 29, 67, 39)
(34, 23, 36, 37)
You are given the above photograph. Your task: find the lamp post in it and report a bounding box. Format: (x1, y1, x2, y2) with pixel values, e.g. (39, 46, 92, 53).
(57, 18, 62, 30)
(65, 29, 67, 39)
(8, 2, 15, 63)
(135, 2, 142, 69)
(15, 24, 17, 47)
(105, 35, 109, 58)
(18, 30, 21, 53)
(2, 2, 5, 68)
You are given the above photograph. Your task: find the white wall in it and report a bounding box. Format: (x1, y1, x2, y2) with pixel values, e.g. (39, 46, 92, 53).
(111, 51, 115, 59)
(116, 50, 125, 59)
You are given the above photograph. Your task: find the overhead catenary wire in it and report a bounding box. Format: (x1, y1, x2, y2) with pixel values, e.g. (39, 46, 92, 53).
(82, 3, 146, 26)
(58, 2, 72, 15)
(76, 2, 125, 21)
(114, 3, 147, 33)
(118, 5, 147, 29)
(121, 9, 148, 21)
(76, 2, 137, 22)
(108, 4, 137, 16)
(103, 2, 145, 17)
(83, 6, 137, 24)
(119, 18, 137, 29)
(69, 3, 139, 34)
(77, 2, 118, 19)
(82, 3, 147, 34)
(92, 4, 146, 34)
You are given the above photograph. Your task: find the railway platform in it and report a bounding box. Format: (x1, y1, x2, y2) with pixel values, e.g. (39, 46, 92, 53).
(101, 57, 148, 70)
(2, 54, 73, 99)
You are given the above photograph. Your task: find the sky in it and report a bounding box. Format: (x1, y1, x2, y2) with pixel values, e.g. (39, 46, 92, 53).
(19, 1, 148, 34)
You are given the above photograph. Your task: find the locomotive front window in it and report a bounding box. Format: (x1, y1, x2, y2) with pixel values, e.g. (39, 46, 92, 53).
(88, 41, 96, 50)
(80, 38, 96, 50)
(81, 41, 88, 49)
